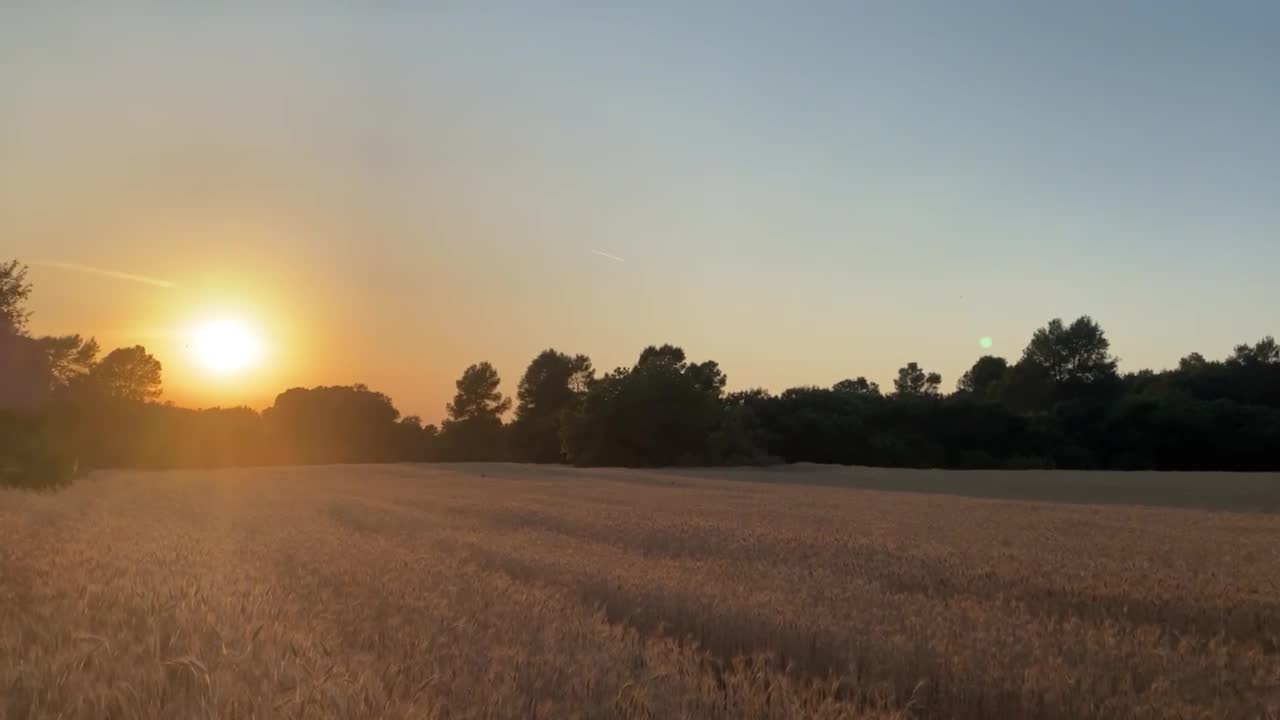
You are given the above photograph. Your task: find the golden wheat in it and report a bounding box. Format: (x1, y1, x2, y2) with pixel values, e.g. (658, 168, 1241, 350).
(2, 464, 1277, 719)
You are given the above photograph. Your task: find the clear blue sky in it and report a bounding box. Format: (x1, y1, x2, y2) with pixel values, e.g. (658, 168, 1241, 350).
(1, 2, 1276, 419)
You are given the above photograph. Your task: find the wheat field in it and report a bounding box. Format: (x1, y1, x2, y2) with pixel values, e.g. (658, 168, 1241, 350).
(2, 464, 1279, 719)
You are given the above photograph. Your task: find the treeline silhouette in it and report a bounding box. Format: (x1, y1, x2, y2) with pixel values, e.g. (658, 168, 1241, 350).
(3, 259, 1279, 487)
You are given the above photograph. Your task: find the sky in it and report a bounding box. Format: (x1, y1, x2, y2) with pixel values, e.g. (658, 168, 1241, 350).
(2, 2, 1277, 422)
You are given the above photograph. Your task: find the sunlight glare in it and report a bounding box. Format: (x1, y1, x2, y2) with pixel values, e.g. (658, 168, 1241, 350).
(190, 318, 264, 376)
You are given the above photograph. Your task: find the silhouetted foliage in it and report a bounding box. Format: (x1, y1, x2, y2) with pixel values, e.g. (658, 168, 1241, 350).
(263, 385, 409, 464)
(0, 269, 74, 487)
(510, 349, 594, 463)
(446, 362, 511, 421)
(832, 377, 881, 397)
(748, 387, 871, 465)
(89, 346, 163, 402)
(893, 362, 942, 397)
(395, 416, 439, 462)
(1020, 316, 1120, 406)
(636, 344, 686, 368)
(0, 262, 48, 409)
(0, 327, 51, 411)
(1178, 352, 1208, 373)
(1231, 336, 1280, 367)
(0, 408, 76, 489)
(561, 346, 726, 466)
(439, 362, 510, 461)
(39, 334, 100, 391)
(710, 390, 778, 465)
(0, 260, 33, 334)
(3, 257, 1280, 480)
(114, 405, 269, 469)
(957, 356, 1009, 397)
(994, 359, 1056, 414)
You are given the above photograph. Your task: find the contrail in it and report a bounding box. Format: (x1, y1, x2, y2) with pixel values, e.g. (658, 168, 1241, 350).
(591, 249, 626, 263)
(32, 261, 177, 289)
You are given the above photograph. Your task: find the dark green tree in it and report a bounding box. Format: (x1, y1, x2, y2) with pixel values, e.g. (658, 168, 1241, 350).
(510, 349, 594, 462)
(1177, 352, 1209, 372)
(686, 360, 727, 397)
(561, 345, 725, 466)
(994, 359, 1056, 413)
(515, 350, 594, 417)
(89, 346, 162, 402)
(446, 362, 511, 421)
(0, 330, 51, 410)
(1230, 336, 1279, 366)
(957, 356, 1009, 397)
(394, 415, 439, 462)
(38, 335, 100, 390)
(0, 260, 33, 334)
(761, 386, 871, 464)
(893, 362, 941, 397)
(1022, 316, 1118, 386)
(635, 344, 725, 397)
(833, 376, 881, 396)
(263, 384, 403, 464)
(0, 262, 79, 486)
(637, 344, 687, 368)
(440, 362, 510, 460)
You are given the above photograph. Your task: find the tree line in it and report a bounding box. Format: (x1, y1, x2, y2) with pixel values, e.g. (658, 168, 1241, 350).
(3, 259, 1279, 487)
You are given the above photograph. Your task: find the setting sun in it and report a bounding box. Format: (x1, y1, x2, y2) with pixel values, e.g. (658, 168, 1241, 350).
(189, 317, 264, 376)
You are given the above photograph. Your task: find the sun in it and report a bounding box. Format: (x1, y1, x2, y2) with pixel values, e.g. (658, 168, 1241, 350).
(189, 317, 264, 376)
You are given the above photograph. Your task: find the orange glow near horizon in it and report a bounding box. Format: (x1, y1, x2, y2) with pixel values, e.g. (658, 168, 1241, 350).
(125, 249, 315, 412)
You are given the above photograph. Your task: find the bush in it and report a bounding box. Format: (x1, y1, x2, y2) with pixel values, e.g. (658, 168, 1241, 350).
(0, 414, 77, 490)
